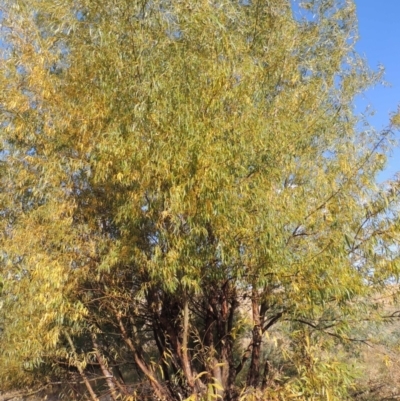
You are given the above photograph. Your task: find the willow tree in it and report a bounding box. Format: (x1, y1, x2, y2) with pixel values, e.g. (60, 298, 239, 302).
(1, 0, 400, 400)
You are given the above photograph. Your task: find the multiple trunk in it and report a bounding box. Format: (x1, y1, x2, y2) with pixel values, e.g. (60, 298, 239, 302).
(61, 279, 282, 401)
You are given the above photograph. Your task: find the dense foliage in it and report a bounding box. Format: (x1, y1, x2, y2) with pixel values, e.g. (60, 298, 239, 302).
(1, 0, 400, 400)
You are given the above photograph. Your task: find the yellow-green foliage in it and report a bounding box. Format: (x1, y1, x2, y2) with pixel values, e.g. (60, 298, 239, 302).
(0, 0, 399, 400)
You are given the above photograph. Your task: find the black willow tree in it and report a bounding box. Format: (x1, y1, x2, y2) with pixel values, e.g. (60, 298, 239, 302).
(1, 0, 400, 400)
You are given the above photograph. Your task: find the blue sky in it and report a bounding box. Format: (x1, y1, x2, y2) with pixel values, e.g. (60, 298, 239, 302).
(355, 1, 400, 182)
(1, 2, 398, 182)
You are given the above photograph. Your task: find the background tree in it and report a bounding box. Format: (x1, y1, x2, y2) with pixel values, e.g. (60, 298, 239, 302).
(1, 0, 400, 400)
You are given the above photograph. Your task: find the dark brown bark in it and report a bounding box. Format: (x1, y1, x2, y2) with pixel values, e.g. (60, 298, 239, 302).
(261, 360, 270, 390)
(263, 312, 283, 333)
(148, 290, 175, 388)
(224, 297, 239, 401)
(235, 344, 252, 376)
(152, 321, 173, 384)
(202, 282, 239, 401)
(113, 365, 130, 396)
(204, 299, 216, 350)
(147, 287, 206, 397)
(246, 292, 262, 388)
(158, 310, 185, 370)
(219, 282, 230, 389)
(116, 313, 172, 401)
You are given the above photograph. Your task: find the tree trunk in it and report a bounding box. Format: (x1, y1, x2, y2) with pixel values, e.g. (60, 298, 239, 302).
(246, 293, 262, 388)
(116, 313, 172, 401)
(181, 298, 195, 390)
(90, 332, 120, 401)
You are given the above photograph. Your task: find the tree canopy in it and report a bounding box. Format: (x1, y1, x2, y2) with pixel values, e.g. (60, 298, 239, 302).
(1, 0, 400, 400)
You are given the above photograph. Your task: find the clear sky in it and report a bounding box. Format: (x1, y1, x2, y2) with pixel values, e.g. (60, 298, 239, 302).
(1, 2, 399, 182)
(354, 1, 400, 182)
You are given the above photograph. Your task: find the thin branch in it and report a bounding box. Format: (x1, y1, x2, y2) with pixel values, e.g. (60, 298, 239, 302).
(289, 318, 372, 346)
